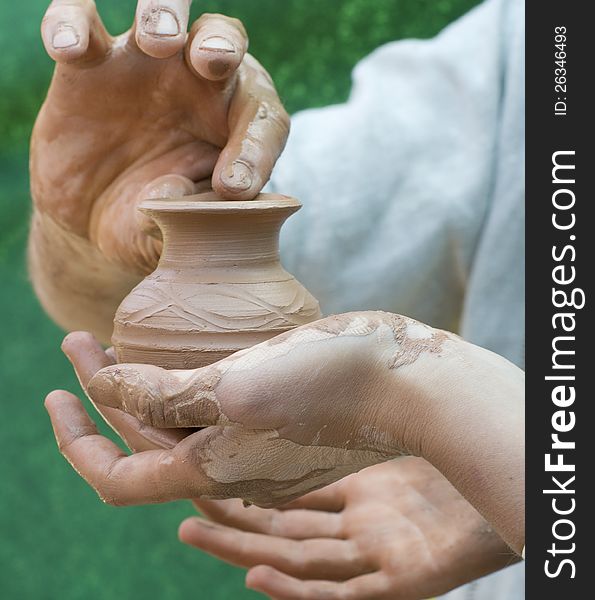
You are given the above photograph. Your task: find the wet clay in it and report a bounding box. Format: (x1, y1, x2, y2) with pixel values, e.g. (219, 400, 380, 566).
(112, 192, 322, 369)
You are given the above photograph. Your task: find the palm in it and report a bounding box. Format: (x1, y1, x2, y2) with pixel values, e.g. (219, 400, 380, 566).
(187, 459, 515, 599)
(329, 459, 510, 594)
(32, 44, 226, 269)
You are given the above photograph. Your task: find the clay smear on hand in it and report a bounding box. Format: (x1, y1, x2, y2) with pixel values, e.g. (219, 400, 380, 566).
(309, 311, 449, 369)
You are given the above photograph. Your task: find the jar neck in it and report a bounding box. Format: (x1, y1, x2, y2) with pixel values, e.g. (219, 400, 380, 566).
(155, 211, 284, 270)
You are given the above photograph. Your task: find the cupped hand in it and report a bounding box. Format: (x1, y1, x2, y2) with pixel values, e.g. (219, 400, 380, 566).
(32, 0, 289, 274)
(50, 331, 516, 600)
(183, 459, 517, 600)
(46, 312, 451, 507)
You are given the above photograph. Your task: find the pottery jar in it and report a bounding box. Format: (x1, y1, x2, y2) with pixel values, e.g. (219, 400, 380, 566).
(112, 192, 322, 369)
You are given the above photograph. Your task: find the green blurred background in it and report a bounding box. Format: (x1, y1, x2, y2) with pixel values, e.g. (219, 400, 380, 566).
(0, 1, 479, 598)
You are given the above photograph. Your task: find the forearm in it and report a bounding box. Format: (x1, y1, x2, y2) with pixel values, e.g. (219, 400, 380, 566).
(28, 210, 141, 344)
(395, 336, 525, 555)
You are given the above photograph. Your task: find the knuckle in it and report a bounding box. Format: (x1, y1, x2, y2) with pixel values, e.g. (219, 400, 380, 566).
(97, 458, 125, 506)
(257, 101, 290, 139)
(344, 543, 364, 573)
(57, 425, 97, 454)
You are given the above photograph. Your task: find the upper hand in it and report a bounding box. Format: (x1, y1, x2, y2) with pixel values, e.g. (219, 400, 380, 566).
(32, 0, 289, 274)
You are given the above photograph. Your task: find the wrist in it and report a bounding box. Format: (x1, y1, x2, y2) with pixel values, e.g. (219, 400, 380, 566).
(387, 330, 525, 554)
(367, 312, 455, 457)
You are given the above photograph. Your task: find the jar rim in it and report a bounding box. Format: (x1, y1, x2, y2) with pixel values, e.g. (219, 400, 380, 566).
(138, 192, 301, 216)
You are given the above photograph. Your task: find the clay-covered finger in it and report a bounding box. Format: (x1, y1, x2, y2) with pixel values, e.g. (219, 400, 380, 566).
(88, 363, 223, 428)
(178, 517, 366, 580)
(41, 0, 111, 63)
(134, 0, 191, 58)
(193, 498, 344, 540)
(95, 405, 187, 452)
(45, 390, 211, 504)
(60, 332, 189, 451)
(213, 56, 290, 199)
(246, 566, 392, 600)
(186, 13, 248, 81)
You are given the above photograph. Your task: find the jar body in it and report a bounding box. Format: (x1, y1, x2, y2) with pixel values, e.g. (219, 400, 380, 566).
(113, 271, 321, 369)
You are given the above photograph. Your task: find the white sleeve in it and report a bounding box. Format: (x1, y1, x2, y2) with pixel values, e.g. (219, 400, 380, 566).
(270, 0, 512, 330)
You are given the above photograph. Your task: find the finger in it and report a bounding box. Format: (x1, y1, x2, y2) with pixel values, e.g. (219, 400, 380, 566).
(61, 332, 190, 450)
(178, 518, 366, 581)
(88, 363, 223, 428)
(134, 0, 191, 58)
(193, 498, 344, 540)
(246, 566, 392, 600)
(278, 482, 347, 513)
(186, 13, 248, 81)
(89, 140, 218, 275)
(137, 174, 198, 239)
(212, 56, 290, 200)
(45, 391, 211, 504)
(61, 331, 114, 389)
(98, 403, 187, 452)
(41, 0, 111, 64)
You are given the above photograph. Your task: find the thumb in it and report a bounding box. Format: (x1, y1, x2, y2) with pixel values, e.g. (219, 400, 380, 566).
(88, 363, 224, 428)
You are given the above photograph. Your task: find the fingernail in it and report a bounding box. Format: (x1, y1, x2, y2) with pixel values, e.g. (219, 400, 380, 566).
(199, 36, 235, 53)
(52, 26, 79, 49)
(222, 162, 253, 191)
(148, 9, 180, 37)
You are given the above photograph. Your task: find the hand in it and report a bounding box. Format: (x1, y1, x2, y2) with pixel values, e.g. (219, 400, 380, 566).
(47, 312, 423, 507)
(31, 0, 289, 275)
(46, 310, 524, 553)
(47, 333, 516, 599)
(182, 459, 516, 600)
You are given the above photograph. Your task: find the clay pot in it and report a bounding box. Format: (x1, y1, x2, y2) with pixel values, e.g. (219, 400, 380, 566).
(112, 192, 322, 369)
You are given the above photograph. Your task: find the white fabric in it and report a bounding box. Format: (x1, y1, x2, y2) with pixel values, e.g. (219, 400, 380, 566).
(269, 0, 525, 596)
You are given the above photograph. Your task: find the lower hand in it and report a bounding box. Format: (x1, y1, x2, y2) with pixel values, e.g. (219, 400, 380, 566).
(183, 459, 516, 600)
(47, 312, 424, 507)
(46, 310, 524, 554)
(49, 330, 516, 599)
